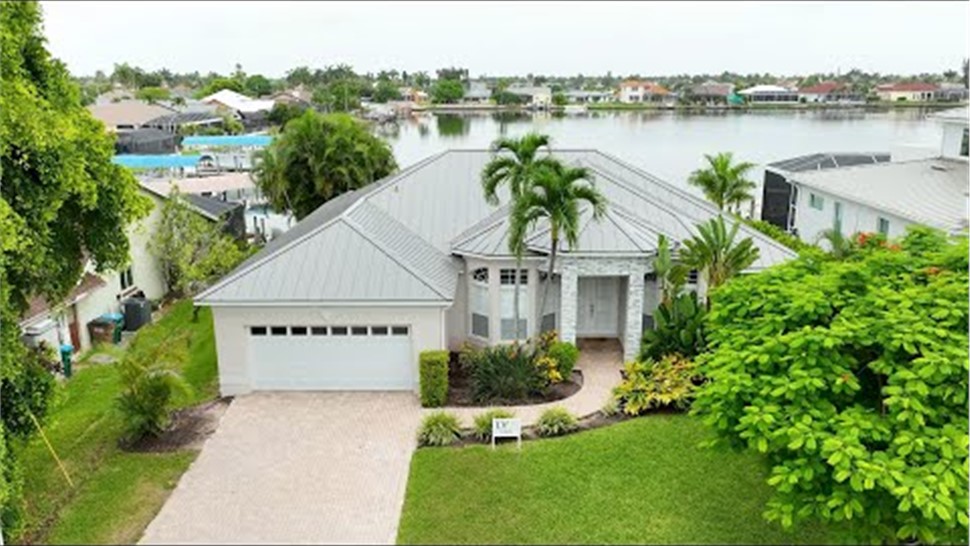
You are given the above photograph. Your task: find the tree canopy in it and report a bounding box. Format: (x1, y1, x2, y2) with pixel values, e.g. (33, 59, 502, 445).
(431, 79, 465, 104)
(372, 79, 403, 103)
(688, 152, 757, 212)
(692, 226, 969, 544)
(1, 1, 150, 536)
(195, 77, 243, 99)
(253, 110, 397, 219)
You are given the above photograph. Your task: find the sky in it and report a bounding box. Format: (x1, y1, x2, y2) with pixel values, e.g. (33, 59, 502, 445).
(41, 1, 969, 78)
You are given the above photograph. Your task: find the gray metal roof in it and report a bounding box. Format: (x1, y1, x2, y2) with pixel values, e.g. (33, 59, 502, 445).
(790, 158, 969, 233)
(768, 152, 890, 173)
(184, 194, 241, 221)
(197, 149, 796, 306)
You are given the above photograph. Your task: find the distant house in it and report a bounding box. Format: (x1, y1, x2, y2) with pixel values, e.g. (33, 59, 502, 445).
(114, 128, 181, 155)
(737, 84, 799, 103)
(875, 82, 938, 102)
(398, 87, 429, 104)
(505, 85, 553, 108)
(564, 89, 613, 103)
(934, 82, 969, 103)
(782, 107, 968, 243)
(269, 85, 313, 107)
(201, 89, 276, 130)
(797, 82, 862, 104)
(463, 81, 492, 104)
(94, 87, 137, 105)
(760, 152, 891, 231)
(690, 81, 735, 105)
(87, 100, 175, 132)
(617, 80, 671, 104)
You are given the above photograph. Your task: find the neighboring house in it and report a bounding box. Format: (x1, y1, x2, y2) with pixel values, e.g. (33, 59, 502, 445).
(875, 82, 938, 102)
(737, 84, 799, 103)
(797, 81, 863, 104)
(269, 85, 313, 107)
(760, 152, 891, 231)
(93, 87, 137, 105)
(87, 100, 175, 132)
(398, 87, 429, 104)
(194, 149, 795, 395)
(505, 85, 553, 108)
(617, 80, 671, 104)
(785, 106, 969, 243)
(114, 128, 181, 155)
(690, 81, 735, 105)
(142, 110, 226, 134)
(934, 82, 970, 102)
(564, 90, 613, 103)
(201, 89, 275, 130)
(463, 81, 491, 104)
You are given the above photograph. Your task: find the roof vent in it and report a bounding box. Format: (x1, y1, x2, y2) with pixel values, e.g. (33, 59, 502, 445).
(931, 164, 948, 172)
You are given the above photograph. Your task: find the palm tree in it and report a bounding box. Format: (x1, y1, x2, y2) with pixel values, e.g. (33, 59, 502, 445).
(815, 228, 854, 259)
(508, 160, 608, 322)
(680, 215, 760, 293)
(480, 133, 556, 338)
(688, 152, 757, 213)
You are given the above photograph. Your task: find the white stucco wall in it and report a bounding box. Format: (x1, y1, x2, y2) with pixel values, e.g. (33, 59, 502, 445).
(941, 123, 968, 160)
(210, 305, 446, 395)
(792, 186, 912, 244)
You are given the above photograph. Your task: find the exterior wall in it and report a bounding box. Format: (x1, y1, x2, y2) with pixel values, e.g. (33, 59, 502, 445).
(445, 269, 467, 351)
(877, 90, 936, 102)
(941, 123, 969, 160)
(792, 186, 913, 243)
(459, 256, 543, 345)
(210, 305, 446, 396)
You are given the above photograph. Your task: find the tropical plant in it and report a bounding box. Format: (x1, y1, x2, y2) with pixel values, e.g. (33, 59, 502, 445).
(546, 341, 579, 381)
(267, 102, 306, 128)
(613, 355, 700, 415)
(653, 234, 689, 307)
(472, 409, 516, 441)
(688, 152, 757, 212)
(372, 79, 403, 103)
(640, 291, 707, 360)
(534, 407, 578, 437)
(509, 160, 608, 321)
(552, 92, 568, 106)
(243, 74, 273, 97)
(417, 412, 462, 447)
(430, 79, 464, 104)
(680, 215, 760, 293)
(692, 226, 970, 544)
(418, 350, 449, 408)
(116, 333, 192, 443)
(253, 110, 397, 219)
(149, 186, 246, 296)
(462, 344, 546, 404)
(481, 133, 554, 338)
(814, 228, 855, 259)
(194, 77, 244, 99)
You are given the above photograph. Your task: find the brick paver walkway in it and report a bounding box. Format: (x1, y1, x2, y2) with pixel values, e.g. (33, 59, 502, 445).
(427, 338, 625, 427)
(140, 392, 421, 545)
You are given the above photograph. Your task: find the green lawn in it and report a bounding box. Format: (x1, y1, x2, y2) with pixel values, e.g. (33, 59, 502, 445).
(13, 300, 217, 545)
(398, 415, 845, 545)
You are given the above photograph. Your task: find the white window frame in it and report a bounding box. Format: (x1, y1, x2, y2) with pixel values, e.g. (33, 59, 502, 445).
(499, 268, 529, 340)
(469, 268, 490, 339)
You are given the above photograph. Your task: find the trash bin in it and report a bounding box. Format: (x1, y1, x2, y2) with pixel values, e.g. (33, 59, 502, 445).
(60, 344, 74, 378)
(102, 312, 125, 344)
(122, 298, 152, 332)
(87, 318, 114, 345)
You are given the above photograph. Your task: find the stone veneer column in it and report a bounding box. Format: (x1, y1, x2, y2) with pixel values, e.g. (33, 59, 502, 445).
(559, 262, 578, 344)
(623, 272, 644, 362)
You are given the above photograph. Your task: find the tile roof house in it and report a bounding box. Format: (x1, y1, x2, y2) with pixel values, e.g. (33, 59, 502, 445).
(87, 100, 175, 131)
(618, 80, 672, 104)
(875, 82, 939, 102)
(690, 81, 735, 104)
(195, 149, 795, 395)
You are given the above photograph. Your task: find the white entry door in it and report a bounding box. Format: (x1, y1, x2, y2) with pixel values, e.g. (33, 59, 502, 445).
(247, 324, 413, 390)
(576, 277, 620, 337)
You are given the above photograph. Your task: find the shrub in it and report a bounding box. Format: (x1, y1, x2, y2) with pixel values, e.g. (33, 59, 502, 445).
(419, 350, 449, 407)
(116, 333, 192, 443)
(464, 344, 545, 404)
(546, 341, 579, 381)
(471, 409, 516, 442)
(534, 407, 578, 437)
(742, 218, 810, 252)
(417, 411, 461, 447)
(640, 291, 706, 361)
(613, 354, 699, 415)
(599, 397, 620, 417)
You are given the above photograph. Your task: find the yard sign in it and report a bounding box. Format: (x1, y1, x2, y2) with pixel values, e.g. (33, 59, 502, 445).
(492, 418, 522, 450)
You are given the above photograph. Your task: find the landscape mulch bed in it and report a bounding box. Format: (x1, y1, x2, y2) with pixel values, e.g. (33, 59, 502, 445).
(444, 352, 582, 407)
(123, 397, 232, 453)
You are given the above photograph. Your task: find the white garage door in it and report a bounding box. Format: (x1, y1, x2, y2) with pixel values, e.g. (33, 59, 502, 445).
(247, 324, 413, 390)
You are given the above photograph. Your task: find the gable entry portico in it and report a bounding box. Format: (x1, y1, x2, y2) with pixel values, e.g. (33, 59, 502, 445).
(555, 256, 648, 362)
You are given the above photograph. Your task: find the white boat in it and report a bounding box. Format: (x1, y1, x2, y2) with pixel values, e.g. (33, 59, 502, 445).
(564, 104, 588, 115)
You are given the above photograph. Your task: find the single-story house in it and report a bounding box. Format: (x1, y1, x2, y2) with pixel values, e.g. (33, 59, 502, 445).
(875, 82, 938, 102)
(505, 86, 553, 108)
(784, 107, 968, 242)
(690, 81, 735, 105)
(760, 152, 891, 232)
(797, 82, 863, 104)
(195, 149, 795, 395)
(564, 90, 614, 103)
(617, 80, 672, 104)
(88, 100, 175, 132)
(462, 81, 492, 104)
(269, 85, 313, 107)
(201, 89, 275, 130)
(737, 84, 799, 103)
(934, 83, 970, 103)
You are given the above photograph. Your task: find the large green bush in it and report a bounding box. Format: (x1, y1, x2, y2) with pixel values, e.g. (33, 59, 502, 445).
(463, 344, 545, 404)
(692, 226, 969, 544)
(419, 350, 449, 408)
(546, 341, 579, 381)
(640, 291, 707, 361)
(417, 411, 461, 447)
(613, 354, 699, 415)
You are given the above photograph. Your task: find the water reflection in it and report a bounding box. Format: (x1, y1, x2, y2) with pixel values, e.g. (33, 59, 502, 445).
(436, 114, 470, 137)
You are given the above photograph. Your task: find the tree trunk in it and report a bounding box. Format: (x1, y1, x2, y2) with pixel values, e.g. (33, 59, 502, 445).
(513, 254, 522, 340)
(538, 234, 558, 332)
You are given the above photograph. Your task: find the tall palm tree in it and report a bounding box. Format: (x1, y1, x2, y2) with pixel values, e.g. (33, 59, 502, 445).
(508, 160, 608, 321)
(480, 133, 555, 338)
(688, 152, 757, 213)
(680, 215, 760, 293)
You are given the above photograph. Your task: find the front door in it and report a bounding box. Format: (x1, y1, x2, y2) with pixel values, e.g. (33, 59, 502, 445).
(576, 277, 620, 337)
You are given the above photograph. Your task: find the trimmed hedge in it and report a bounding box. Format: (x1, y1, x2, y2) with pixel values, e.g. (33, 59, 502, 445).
(419, 350, 449, 407)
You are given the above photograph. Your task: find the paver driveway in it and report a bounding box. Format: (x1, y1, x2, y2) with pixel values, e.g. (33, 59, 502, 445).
(140, 392, 422, 545)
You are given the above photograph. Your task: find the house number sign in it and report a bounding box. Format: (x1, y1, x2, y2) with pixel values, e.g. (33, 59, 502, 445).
(491, 418, 522, 450)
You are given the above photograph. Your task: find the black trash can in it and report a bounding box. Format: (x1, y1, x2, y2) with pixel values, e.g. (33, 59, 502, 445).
(122, 298, 153, 332)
